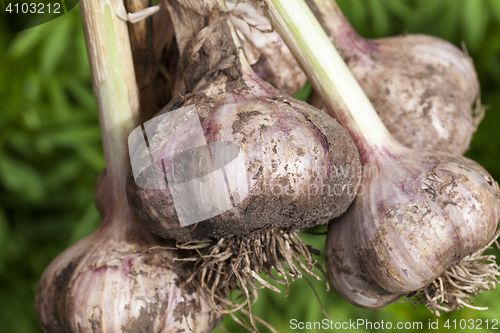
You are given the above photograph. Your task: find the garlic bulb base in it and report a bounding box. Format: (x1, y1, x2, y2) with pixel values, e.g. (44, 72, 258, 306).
(408, 230, 500, 316)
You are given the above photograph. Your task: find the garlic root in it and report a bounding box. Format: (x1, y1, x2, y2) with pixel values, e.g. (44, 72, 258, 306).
(408, 228, 500, 315)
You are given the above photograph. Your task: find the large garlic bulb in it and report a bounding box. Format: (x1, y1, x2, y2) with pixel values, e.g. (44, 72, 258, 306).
(35, 195, 223, 332)
(127, 75, 360, 242)
(126, 0, 361, 242)
(325, 145, 500, 309)
(306, 0, 481, 154)
(259, 0, 500, 314)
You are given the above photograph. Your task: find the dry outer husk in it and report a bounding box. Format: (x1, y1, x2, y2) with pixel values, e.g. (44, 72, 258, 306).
(125, 0, 177, 122)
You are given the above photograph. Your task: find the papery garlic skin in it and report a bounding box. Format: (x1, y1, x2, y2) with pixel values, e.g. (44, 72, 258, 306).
(345, 35, 479, 154)
(227, 0, 307, 96)
(326, 146, 500, 308)
(127, 74, 360, 242)
(35, 215, 223, 333)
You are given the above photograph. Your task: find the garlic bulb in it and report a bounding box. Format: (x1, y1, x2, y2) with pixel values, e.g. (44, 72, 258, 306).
(262, 0, 500, 313)
(306, 0, 481, 154)
(126, 0, 361, 242)
(226, 0, 307, 96)
(35, 201, 223, 332)
(325, 145, 500, 309)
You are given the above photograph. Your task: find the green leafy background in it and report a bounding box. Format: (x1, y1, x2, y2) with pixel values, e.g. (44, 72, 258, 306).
(0, 0, 499, 332)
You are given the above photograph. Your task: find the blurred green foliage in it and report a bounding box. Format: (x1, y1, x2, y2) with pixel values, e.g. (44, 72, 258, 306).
(0, 0, 500, 332)
(0, 7, 102, 333)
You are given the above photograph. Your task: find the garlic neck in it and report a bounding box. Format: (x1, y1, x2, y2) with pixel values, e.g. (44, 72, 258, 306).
(79, 0, 140, 231)
(165, 0, 248, 98)
(306, 0, 377, 63)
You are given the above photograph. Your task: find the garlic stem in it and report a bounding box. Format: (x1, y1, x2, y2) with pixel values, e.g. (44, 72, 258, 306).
(262, 0, 398, 157)
(80, 0, 140, 222)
